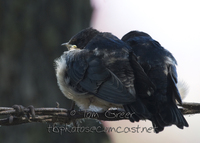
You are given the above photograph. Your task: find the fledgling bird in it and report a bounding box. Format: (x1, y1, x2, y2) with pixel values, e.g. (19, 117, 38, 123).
(121, 31, 189, 133)
(55, 28, 155, 123)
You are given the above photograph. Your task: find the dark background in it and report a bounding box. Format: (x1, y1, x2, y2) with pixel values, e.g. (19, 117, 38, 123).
(0, 0, 109, 143)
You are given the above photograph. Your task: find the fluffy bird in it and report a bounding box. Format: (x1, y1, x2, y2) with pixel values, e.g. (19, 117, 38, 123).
(122, 31, 189, 133)
(55, 28, 155, 123)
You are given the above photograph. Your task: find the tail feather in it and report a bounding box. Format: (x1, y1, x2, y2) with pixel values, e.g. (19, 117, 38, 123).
(123, 105, 140, 122)
(151, 103, 188, 133)
(152, 118, 164, 133)
(123, 98, 151, 122)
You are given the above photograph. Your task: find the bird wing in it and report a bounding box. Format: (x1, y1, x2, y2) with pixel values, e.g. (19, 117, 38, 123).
(67, 52, 136, 105)
(168, 64, 182, 104)
(129, 51, 155, 97)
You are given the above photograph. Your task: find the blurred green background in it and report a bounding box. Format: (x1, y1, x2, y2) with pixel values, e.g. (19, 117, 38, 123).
(0, 0, 109, 143)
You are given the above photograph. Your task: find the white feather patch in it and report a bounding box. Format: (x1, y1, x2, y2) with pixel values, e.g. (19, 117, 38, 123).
(163, 56, 176, 75)
(177, 80, 189, 100)
(165, 56, 176, 66)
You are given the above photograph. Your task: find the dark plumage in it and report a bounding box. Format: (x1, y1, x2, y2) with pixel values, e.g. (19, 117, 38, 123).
(55, 28, 155, 123)
(67, 27, 100, 49)
(122, 31, 189, 133)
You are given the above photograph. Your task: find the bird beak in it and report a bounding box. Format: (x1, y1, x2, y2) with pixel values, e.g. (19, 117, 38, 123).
(61, 42, 78, 50)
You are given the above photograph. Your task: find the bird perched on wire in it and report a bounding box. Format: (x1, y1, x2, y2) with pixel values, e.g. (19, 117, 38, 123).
(122, 31, 189, 133)
(55, 27, 155, 123)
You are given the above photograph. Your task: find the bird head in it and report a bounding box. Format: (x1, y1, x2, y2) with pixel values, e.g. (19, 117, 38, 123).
(61, 43, 78, 50)
(62, 27, 100, 50)
(121, 31, 152, 42)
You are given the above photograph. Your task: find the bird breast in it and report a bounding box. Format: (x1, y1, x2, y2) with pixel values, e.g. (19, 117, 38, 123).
(55, 50, 123, 112)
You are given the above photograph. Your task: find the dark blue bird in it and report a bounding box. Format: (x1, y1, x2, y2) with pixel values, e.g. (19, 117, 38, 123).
(55, 28, 155, 123)
(122, 31, 189, 133)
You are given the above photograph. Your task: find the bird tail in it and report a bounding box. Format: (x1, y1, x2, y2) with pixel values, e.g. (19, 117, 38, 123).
(152, 102, 189, 133)
(123, 98, 151, 122)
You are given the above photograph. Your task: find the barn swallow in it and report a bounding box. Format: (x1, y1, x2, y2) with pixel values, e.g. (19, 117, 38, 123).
(122, 31, 189, 133)
(55, 28, 155, 122)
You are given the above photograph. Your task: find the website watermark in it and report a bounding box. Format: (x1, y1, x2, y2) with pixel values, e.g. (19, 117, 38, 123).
(47, 124, 156, 135)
